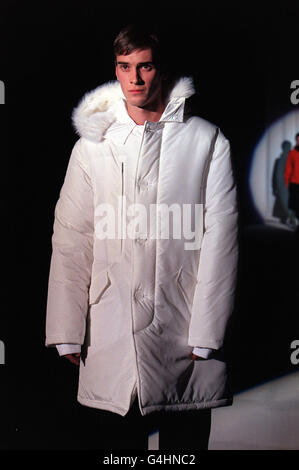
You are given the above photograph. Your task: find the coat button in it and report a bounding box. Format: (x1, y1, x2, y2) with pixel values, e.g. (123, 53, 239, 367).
(145, 123, 153, 132)
(136, 236, 147, 245)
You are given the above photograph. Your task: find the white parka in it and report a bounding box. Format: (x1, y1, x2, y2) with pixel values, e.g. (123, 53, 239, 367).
(45, 77, 238, 417)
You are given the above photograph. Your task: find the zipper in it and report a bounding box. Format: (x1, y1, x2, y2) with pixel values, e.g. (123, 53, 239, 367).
(129, 124, 147, 415)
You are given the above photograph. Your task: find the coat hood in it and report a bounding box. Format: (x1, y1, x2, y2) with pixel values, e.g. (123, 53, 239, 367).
(72, 77, 196, 143)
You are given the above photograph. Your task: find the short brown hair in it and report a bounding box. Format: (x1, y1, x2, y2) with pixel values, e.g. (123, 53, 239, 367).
(113, 24, 162, 70)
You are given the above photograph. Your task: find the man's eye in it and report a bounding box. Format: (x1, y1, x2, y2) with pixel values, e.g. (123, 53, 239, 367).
(120, 65, 129, 71)
(142, 65, 152, 70)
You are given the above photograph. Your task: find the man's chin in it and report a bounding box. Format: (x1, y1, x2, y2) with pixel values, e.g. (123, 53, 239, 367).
(127, 97, 147, 108)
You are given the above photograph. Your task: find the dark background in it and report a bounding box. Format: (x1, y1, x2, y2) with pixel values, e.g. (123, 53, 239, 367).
(0, 1, 298, 450)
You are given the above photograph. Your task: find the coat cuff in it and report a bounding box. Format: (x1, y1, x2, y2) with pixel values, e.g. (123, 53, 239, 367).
(45, 334, 84, 347)
(188, 335, 222, 350)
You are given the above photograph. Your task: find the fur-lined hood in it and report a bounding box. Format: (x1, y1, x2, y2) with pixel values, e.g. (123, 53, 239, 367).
(72, 77, 196, 143)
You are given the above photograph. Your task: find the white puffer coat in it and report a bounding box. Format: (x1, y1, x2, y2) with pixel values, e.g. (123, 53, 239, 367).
(45, 77, 238, 416)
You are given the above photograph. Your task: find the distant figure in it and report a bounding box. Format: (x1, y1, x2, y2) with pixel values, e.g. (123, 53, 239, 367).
(284, 132, 299, 226)
(272, 140, 291, 223)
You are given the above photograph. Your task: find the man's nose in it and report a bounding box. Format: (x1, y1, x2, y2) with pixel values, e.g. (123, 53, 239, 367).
(130, 68, 143, 85)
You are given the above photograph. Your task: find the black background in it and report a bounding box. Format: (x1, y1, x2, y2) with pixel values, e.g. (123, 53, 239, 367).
(0, 0, 299, 451)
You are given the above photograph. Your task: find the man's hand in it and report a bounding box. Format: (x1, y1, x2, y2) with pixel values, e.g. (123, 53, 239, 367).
(190, 353, 201, 361)
(63, 353, 81, 366)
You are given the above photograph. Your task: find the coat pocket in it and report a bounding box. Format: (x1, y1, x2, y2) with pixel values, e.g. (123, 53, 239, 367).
(89, 270, 111, 305)
(176, 266, 198, 307)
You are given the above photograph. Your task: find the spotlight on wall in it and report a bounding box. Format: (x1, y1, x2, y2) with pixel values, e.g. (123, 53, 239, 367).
(249, 109, 299, 229)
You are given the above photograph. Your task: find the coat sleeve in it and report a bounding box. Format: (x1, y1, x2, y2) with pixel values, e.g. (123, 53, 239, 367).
(45, 139, 94, 347)
(188, 130, 238, 350)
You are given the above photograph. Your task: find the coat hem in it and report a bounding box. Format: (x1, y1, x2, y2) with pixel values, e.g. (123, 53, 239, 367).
(140, 397, 233, 415)
(77, 395, 232, 417)
(77, 395, 128, 417)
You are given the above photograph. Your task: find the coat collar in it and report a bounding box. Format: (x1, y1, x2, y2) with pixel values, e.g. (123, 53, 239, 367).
(72, 77, 196, 143)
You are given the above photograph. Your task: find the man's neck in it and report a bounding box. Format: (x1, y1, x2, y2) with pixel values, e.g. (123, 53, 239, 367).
(126, 101, 166, 125)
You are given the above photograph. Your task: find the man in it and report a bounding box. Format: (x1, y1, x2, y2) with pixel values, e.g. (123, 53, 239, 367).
(284, 132, 299, 224)
(45, 25, 239, 449)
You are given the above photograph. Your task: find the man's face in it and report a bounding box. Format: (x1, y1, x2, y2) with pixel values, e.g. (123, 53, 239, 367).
(115, 48, 163, 110)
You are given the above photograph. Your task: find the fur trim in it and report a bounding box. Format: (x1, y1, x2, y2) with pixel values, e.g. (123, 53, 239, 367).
(72, 76, 195, 142)
(72, 81, 125, 143)
(167, 76, 195, 101)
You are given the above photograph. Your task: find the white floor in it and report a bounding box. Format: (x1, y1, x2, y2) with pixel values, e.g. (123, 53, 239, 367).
(148, 371, 299, 450)
(209, 371, 299, 450)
